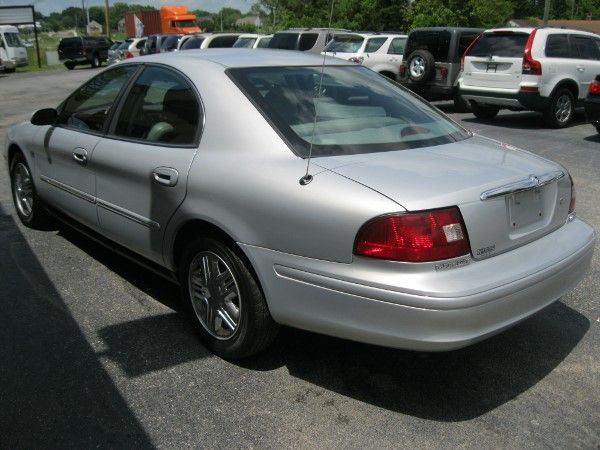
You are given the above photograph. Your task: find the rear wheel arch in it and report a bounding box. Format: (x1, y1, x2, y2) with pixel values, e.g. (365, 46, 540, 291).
(171, 219, 262, 289)
(379, 70, 396, 80)
(7, 143, 24, 169)
(550, 79, 579, 100)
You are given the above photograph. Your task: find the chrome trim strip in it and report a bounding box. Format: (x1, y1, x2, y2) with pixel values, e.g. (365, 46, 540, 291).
(480, 170, 564, 201)
(97, 199, 160, 230)
(40, 175, 96, 204)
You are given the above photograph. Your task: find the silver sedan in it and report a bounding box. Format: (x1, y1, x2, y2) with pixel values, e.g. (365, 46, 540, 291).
(6, 49, 595, 359)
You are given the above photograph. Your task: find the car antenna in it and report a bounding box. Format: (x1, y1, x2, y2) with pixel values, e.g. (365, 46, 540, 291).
(299, 0, 336, 186)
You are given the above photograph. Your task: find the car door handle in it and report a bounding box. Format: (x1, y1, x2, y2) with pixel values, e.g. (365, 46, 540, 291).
(72, 148, 88, 166)
(152, 167, 178, 187)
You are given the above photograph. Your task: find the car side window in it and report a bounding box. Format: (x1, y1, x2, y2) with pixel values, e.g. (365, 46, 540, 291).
(387, 37, 407, 55)
(571, 35, 600, 60)
(148, 37, 156, 50)
(114, 66, 200, 145)
(298, 33, 318, 51)
(545, 34, 570, 58)
(364, 37, 386, 53)
(57, 65, 138, 133)
(208, 36, 239, 48)
(136, 39, 146, 49)
(457, 33, 478, 59)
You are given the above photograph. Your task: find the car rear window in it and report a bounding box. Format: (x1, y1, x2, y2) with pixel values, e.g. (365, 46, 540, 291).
(404, 30, 451, 62)
(208, 35, 239, 48)
(299, 33, 319, 51)
(269, 33, 300, 50)
(59, 38, 82, 49)
(469, 32, 529, 58)
(228, 65, 469, 157)
(324, 34, 365, 53)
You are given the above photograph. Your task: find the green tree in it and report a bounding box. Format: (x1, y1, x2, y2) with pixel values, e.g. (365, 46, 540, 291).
(469, 0, 513, 27)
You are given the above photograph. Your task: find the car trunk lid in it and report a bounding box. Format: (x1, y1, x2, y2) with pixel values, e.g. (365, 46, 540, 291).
(317, 135, 571, 260)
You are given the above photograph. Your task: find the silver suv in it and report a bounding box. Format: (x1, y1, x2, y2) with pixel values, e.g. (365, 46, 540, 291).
(323, 32, 407, 79)
(459, 27, 600, 128)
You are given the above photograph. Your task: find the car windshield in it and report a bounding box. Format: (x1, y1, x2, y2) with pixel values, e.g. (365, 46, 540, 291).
(4, 32, 22, 47)
(229, 65, 469, 157)
(404, 30, 451, 62)
(233, 37, 257, 48)
(324, 34, 364, 53)
(469, 32, 529, 58)
(172, 20, 196, 27)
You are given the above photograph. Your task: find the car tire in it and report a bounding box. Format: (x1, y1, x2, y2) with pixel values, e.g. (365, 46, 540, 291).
(65, 62, 74, 70)
(10, 153, 52, 229)
(453, 94, 472, 113)
(180, 237, 279, 359)
(543, 88, 575, 128)
(91, 54, 99, 68)
(472, 103, 500, 120)
(5, 67, 16, 73)
(406, 50, 435, 83)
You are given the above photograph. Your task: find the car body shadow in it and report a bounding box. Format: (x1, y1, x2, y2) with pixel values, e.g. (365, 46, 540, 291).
(0, 204, 153, 447)
(583, 133, 600, 143)
(51, 213, 589, 422)
(242, 300, 589, 422)
(461, 110, 587, 130)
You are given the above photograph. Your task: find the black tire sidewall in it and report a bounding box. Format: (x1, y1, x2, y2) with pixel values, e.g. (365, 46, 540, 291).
(9, 153, 44, 227)
(472, 103, 499, 120)
(180, 237, 276, 359)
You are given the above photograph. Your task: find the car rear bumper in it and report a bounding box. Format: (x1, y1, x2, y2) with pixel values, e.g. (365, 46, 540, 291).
(241, 217, 595, 351)
(460, 88, 550, 111)
(584, 97, 600, 123)
(59, 57, 89, 63)
(398, 81, 456, 101)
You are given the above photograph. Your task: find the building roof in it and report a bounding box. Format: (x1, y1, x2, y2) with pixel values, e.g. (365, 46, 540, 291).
(508, 19, 600, 34)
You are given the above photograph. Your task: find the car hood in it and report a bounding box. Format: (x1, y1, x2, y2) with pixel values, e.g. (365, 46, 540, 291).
(314, 134, 561, 211)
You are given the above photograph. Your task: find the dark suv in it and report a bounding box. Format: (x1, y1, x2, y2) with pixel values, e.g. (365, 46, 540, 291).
(398, 27, 482, 110)
(58, 36, 112, 70)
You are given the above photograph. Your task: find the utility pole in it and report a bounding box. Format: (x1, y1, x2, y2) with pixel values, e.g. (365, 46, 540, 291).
(542, 0, 550, 25)
(104, 0, 111, 38)
(81, 0, 89, 32)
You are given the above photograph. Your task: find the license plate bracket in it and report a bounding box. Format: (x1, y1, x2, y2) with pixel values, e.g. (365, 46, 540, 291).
(509, 188, 544, 230)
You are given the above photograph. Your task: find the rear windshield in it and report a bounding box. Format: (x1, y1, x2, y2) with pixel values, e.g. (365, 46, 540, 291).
(59, 38, 82, 49)
(469, 32, 529, 58)
(405, 31, 451, 62)
(324, 34, 364, 53)
(233, 37, 257, 48)
(181, 37, 205, 50)
(268, 32, 299, 50)
(228, 66, 468, 157)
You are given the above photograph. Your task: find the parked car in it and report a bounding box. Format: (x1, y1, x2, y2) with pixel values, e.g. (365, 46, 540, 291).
(6, 50, 594, 359)
(0, 55, 4, 73)
(177, 33, 242, 51)
(268, 28, 348, 53)
(107, 41, 124, 65)
(142, 33, 181, 55)
(0, 25, 28, 72)
(160, 34, 184, 52)
(323, 32, 407, 79)
(121, 37, 147, 59)
(398, 27, 483, 111)
(584, 74, 600, 134)
(459, 27, 600, 128)
(232, 34, 273, 49)
(58, 36, 112, 69)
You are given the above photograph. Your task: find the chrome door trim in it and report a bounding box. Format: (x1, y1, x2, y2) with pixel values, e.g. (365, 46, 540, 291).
(40, 175, 96, 204)
(97, 199, 160, 230)
(480, 170, 565, 201)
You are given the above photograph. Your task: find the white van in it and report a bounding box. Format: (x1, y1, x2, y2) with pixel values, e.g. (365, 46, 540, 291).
(0, 25, 28, 72)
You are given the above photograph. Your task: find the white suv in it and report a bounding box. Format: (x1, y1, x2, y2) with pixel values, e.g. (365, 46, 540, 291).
(459, 27, 600, 128)
(322, 32, 407, 79)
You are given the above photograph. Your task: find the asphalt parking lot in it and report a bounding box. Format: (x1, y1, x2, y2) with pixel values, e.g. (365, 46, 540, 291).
(1, 67, 599, 448)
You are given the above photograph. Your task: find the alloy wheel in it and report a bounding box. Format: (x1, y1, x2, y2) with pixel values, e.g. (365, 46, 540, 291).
(13, 162, 34, 218)
(554, 94, 572, 124)
(188, 251, 242, 340)
(409, 56, 425, 78)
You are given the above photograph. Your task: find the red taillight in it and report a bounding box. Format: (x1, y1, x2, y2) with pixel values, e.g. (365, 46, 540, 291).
(399, 63, 406, 76)
(589, 79, 600, 95)
(437, 66, 448, 79)
(125, 51, 134, 59)
(522, 29, 542, 75)
(354, 207, 471, 262)
(348, 56, 363, 64)
(568, 173, 576, 214)
(460, 33, 482, 71)
(520, 85, 539, 93)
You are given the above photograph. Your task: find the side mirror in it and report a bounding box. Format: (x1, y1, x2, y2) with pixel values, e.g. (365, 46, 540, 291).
(31, 108, 58, 126)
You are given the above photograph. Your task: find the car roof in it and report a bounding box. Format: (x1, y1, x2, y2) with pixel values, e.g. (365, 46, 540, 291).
(411, 27, 484, 33)
(128, 48, 351, 69)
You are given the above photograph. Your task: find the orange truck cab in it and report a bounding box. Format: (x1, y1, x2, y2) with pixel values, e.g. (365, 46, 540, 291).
(160, 6, 201, 34)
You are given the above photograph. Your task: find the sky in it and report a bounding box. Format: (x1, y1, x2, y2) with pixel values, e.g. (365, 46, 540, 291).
(0, 0, 253, 16)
